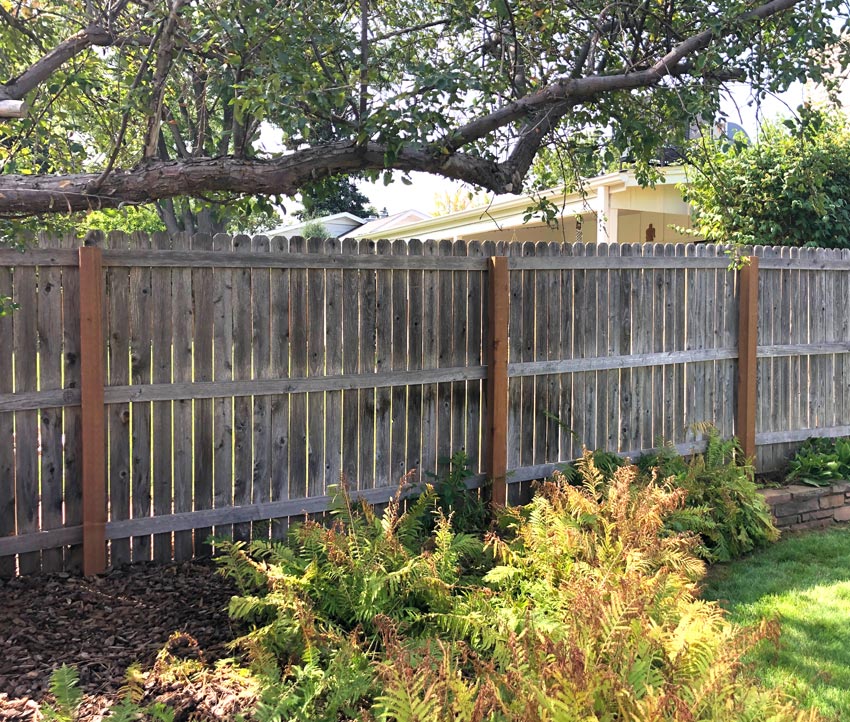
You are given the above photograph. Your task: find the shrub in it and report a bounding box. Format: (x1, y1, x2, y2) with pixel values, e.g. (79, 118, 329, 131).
(424, 450, 488, 535)
(637, 428, 779, 562)
(213, 455, 810, 721)
(786, 436, 850, 487)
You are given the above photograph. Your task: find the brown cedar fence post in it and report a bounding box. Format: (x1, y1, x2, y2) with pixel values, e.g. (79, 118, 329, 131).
(487, 256, 510, 508)
(737, 256, 759, 462)
(79, 246, 107, 575)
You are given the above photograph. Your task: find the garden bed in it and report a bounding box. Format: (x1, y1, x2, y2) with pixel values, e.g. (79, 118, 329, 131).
(0, 561, 239, 721)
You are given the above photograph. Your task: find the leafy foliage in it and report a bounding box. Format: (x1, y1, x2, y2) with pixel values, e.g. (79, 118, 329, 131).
(637, 429, 779, 562)
(2, 0, 848, 217)
(424, 450, 488, 535)
(211, 458, 809, 721)
(683, 107, 850, 248)
(41, 665, 83, 722)
(301, 219, 332, 240)
(295, 176, 375, 221)
(786, 436, 850, 487)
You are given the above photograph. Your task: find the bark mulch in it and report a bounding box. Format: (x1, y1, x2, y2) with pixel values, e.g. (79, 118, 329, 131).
(0, 561, 249, 721)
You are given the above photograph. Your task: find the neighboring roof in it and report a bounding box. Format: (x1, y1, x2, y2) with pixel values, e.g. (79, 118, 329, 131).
(348, 209, 431, 238)
(266, 211, 366, 237)
(353, 167, 690, 241)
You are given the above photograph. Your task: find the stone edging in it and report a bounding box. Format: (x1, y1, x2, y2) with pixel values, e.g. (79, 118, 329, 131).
(759, 482, 850, 532)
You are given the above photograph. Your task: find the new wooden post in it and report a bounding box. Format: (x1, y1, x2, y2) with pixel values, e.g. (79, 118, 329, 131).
(79, 247, 107, 575)
(737, 257, 759, 461)
(487, 257, 510, 508)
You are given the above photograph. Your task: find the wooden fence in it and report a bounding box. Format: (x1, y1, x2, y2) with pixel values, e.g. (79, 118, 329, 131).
(1, 234, 849, 576)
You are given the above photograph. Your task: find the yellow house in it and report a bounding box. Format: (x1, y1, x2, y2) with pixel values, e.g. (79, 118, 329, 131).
(354, 166, 696, 244)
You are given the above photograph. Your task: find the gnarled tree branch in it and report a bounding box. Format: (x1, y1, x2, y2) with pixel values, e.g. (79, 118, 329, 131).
(0, 24, 118, 100)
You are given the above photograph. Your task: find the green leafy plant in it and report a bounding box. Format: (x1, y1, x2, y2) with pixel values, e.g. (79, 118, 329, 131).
(684, 107, 850, 248)
(302, 219, 331, 240)
(41, 665, 83, 722)
(425, 450, 488, 535)
(787, 436, 850, 486)
(211, 460, 812, 721)
(638, 428, 779, 562)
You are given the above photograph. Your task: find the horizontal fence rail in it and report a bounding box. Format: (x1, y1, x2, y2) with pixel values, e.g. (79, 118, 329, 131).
(1, 235, 849, 576)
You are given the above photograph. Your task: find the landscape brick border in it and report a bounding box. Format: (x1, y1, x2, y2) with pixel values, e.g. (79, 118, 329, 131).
(760, 482, 850, 532)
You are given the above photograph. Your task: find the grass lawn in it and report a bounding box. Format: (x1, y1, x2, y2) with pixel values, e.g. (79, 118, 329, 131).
(703, 525, 850, 722)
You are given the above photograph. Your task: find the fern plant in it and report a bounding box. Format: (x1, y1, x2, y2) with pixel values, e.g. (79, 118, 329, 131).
(41, 665, 83, 722)
(370, 453, 815, 722)
(215, 456, 813, 722)
(638, 428, 779, 561)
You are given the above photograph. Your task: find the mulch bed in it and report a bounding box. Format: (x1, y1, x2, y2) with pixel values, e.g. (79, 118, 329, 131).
(0, 561, 245, 721)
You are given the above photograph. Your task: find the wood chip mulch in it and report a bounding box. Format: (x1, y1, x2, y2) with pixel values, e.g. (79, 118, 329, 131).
(0, 561, 246, 721)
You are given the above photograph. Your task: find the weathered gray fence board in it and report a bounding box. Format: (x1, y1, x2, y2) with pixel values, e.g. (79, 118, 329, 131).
(14, 259, 39, 574)
(357, 239, 376, 492)
(506, 243, 523, 481)
(37, 233, 65, 572)
(533, 242, 549, 466)
(0, 261, 15, 577)
(172, 231, 194, 560)
(212, 232, 234, 541)
(192, 232, 215, 555)
(151, 231, 174, 561)
(420, 239, 439, 481)
(270, 234, 291, 539)
(105, 231, 132, 567)
(406, 239, 424, 483)
(325, 238, 344, 498)
(390, 240, 409, 484)
(60, 233, 84, 572)
(128, 231, 153, 561)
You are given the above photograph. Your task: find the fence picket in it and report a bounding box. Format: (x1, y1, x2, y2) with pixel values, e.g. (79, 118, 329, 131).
(151, 231, 174, 561)
(192, 233, 214, 554)
(251, 235, 272, 542)
(212, 232, 234, 540)
(289, 236, 308, 512)
(172, 231, 194, 559)
(105, 231, 131, 567)
(357, 239, 377, 491)
(270, 234, 291, 538)
(36, 233, 65, 573)
(325, 237, 343, 497)
(420, 240, 439, 481)
(340, 238, 359, 490)
(466, 241, 484, 472)
(129, 231, 153, 560)
(0, 257, 14, 576)
(14, 244, 40, 574)
(390, 240, 409, 484)
(406, 240, 424, 483)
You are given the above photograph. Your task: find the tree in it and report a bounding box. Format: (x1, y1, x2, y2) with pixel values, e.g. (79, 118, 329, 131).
(295, 175, 375, 220)
(683, 107, 850, 248)
(432, 188, 492, 216)
(0, 0, 846, 220)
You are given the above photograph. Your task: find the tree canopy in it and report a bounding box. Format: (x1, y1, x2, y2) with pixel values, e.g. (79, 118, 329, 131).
(684, 107, 850, 248)
(295, 175, 375, 220)
(0, 0, 846, 220)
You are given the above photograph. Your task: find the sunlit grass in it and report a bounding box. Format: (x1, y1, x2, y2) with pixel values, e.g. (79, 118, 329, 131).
(703, 525, 850, 722)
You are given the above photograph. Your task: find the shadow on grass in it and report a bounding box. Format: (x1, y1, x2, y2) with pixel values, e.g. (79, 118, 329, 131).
(702, 525, 850, 721)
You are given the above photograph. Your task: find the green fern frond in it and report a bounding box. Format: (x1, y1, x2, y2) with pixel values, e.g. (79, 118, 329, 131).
(43, 664, 82, 722)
